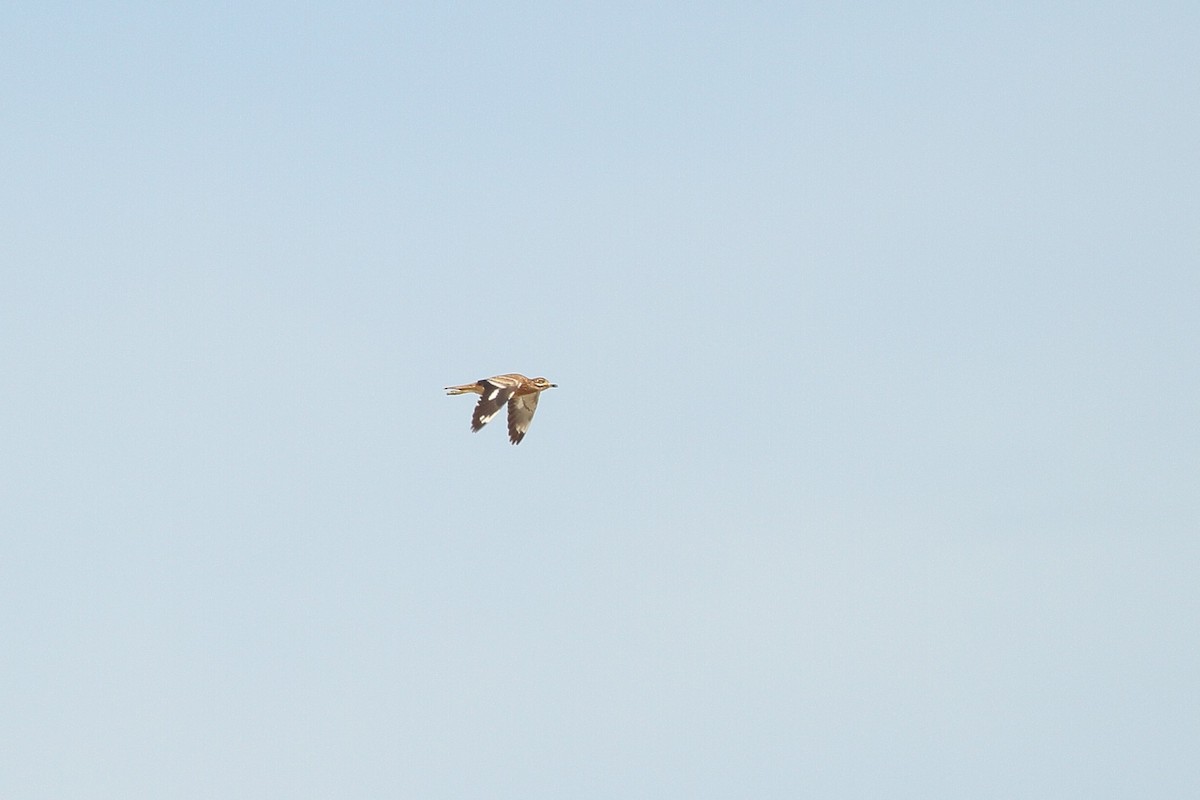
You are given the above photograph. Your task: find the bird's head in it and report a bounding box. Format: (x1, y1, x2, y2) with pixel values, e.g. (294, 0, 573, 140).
(530, 377, 557, 391)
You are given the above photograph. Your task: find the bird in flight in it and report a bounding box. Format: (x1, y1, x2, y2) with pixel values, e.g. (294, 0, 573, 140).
(445, 373, 557, 444)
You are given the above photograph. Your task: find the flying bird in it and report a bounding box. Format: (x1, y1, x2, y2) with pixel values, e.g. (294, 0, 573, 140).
(445, 373, 557, 444)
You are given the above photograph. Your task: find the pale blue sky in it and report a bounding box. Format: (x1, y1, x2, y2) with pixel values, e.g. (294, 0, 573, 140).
(3, 2, 1198, 797)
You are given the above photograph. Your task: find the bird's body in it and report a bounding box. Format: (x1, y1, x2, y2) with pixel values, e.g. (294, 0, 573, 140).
(445, 373, 557, 444)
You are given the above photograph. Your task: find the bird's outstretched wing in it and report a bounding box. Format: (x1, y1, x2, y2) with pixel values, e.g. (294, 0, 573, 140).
(506, 392, 540, 444)
(471, 378, 517, 432)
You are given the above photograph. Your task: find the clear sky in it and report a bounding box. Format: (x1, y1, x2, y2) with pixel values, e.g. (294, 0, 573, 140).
(3, 2, 1198, 797)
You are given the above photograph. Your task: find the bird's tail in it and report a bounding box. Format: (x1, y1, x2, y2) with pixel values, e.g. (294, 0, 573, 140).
(444, 383, 479, 395)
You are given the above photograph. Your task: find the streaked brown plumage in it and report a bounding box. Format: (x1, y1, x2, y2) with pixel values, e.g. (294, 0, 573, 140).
(445, 373, 557, 444)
